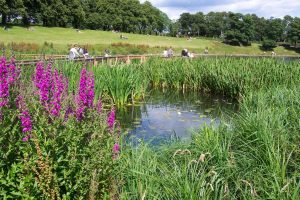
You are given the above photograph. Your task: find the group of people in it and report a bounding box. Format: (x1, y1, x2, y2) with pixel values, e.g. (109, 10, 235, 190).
(163, 47, 209, 58)
(69, 45, 112, 60)
(69, 45, 90, 60)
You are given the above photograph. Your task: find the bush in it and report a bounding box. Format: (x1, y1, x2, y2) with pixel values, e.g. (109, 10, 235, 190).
(261, 39, 277, 50)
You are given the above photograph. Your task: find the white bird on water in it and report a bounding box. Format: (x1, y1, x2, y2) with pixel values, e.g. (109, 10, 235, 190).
(177, 111, 182, 115)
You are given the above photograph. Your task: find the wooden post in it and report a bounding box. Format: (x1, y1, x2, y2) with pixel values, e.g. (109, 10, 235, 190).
(93, 58, 98, 66)
(126, 56, 131, 64)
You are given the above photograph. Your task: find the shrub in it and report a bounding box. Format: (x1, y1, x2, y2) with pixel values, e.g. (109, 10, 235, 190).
(261, 39, 277, 50)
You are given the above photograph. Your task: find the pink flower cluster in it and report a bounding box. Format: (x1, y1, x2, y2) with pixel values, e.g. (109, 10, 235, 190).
(0, 57, 17, 108)
(16, 95, 32, 141)
(0, 57, 9, 108)
(33, 62, 68, 117)
(0, 57, 17, 119)
(75, 68, 95, 120)
(107, 107, 115, 131)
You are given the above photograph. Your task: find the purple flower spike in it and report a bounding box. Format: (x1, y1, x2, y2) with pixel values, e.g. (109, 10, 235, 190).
(86, 72, 95, 108)
(113, 143, 120, 154)
(20, 110, 32, 133)
(107, 107, 116, 130)
(75, 68, 95, 120)
(49, 69, 65, 117)
(7, 59, 16, 84)
(22, 135, 31, 142)
(17, 95, 32, 133)
(0, 57, 9, 108)
(64, 106, 73, 122)
(96, 98, 102, 114)
(34, 61, 44, 89)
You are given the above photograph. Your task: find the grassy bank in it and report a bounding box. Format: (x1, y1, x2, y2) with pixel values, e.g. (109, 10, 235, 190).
(1, 26, 299, 56)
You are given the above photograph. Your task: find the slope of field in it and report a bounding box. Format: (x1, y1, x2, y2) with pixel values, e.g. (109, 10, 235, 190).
(0, 26, 298, 56)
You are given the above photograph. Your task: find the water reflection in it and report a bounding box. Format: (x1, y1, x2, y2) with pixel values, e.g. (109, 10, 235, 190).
(116, 89, 238, 145)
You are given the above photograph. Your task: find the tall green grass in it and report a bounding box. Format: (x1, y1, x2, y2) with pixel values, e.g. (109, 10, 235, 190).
(56, 57, 300, 105)
(16, 57, 300, 198)
(116, 86, 300, 199)
(108, 58, 300, 199)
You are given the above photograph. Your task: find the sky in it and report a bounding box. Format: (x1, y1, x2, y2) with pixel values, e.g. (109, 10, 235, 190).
(139, 0, 300, 20)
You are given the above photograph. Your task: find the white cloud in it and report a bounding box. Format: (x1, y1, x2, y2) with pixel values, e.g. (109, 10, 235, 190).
(139, 0, 300, 19)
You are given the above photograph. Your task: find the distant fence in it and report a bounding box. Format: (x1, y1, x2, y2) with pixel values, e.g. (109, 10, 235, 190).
(14, 53, 300, 66)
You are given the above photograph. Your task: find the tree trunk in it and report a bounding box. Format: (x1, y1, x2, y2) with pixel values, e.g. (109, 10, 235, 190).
(1, 13, 7, 25)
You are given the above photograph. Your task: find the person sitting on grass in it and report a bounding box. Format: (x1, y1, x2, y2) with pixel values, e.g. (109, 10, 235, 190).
(83, 48, 90, 59)
(104, 49, 110, 57)
(204, 47, 209, 54)
(163, 49, 168, 57)
(167, 47, 174, 57)
(181, 49, 189, 57)
(120, 34, 128, 40)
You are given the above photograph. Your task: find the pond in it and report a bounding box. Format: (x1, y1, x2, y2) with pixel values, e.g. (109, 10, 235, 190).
(116, 89, 238, 145)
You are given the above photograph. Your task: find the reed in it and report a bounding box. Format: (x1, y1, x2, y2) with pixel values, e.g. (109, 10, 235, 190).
(116, 86, 300, 199)
(56, 57, 300, 104)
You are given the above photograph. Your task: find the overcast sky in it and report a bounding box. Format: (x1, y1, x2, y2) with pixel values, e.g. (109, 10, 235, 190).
(139, 0, 300, 20)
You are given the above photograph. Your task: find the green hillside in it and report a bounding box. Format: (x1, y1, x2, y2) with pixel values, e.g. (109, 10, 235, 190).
(0, 26, 298, 56)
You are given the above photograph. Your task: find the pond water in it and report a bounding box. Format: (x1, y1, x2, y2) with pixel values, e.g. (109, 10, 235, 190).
(116, 89, 238, 145)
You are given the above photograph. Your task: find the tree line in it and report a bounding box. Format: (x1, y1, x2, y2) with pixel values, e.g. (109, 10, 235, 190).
(173, 12, 300, 49)
(1, 0, 299, 48)
(0, 0, 170, 34)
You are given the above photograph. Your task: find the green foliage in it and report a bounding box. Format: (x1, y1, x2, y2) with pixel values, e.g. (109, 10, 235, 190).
(0, 62, 116, 199)
(116, 58, 300, 199)
(261, 39, 277, 50)
(287, 17, 300, 47)
(224, 13, 254, 46)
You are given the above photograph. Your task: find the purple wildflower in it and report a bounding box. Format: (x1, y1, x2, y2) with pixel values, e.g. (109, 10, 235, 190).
(64, 106, 73, 122)
(75, 106, 85, 121)
(49, 70, 65, 117)
(86, 72, 95, 108)
(75, 68, 95, 120)
(17, 95, 32, 133)
(107, 107, 115, 130)
(0, 57, 9, 107)
(7, 58, 17, 84)
(113, 143, 120, 154)
(78, 68, 88, 106)
(96, 98, 102, 114)
(20, 110, 32, 132)
(33, 61, 44, 89)
(22, 135, 31, 142)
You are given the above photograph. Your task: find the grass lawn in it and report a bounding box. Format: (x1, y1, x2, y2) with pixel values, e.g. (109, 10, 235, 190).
(0, 25, 299, 56)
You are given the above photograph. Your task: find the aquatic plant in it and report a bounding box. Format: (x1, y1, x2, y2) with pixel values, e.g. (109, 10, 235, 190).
(115, 58, 300, 199)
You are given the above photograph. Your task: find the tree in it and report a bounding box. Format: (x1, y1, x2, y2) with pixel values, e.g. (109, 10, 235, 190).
(0, 0, 26, 25)
(264, 18, 284, 42)
(179, 13, 193, 35)
(205, 12, 227, 38)
(224, 13, 254, 46)
(251, 14, 267, 41)
(287, 17, 300, 47)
